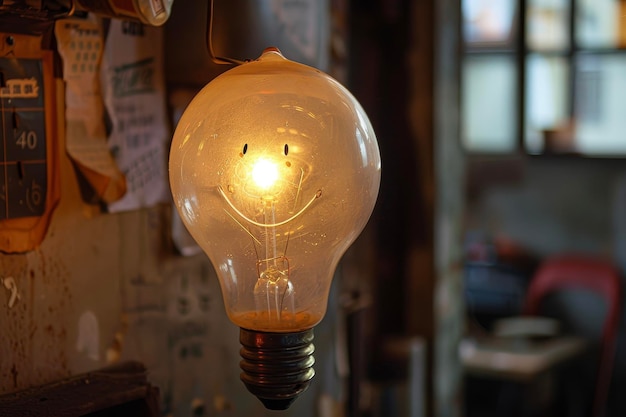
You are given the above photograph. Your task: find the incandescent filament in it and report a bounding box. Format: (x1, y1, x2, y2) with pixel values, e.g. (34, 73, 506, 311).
(252, 158, 279, 190)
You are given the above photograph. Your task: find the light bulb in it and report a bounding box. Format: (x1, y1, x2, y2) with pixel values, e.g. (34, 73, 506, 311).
(169, 48, 381, 409)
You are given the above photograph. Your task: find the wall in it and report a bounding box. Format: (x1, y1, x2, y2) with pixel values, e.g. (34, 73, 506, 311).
(0, 2, 347, 416)
(0, 151, 343, 415)
(466, 157, 626, 258)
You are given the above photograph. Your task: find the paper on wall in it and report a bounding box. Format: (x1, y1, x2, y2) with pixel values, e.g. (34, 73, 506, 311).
(55, 17, 127, 204)
(100, 20, 170, 212)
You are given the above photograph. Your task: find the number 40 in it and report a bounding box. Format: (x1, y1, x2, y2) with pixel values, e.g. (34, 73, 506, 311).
(16, 131, 37, 150)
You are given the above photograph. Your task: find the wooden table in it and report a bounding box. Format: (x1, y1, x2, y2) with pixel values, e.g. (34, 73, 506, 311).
(460, 336, 588, 382)
(0, 361, 160, 417)
(461, 336, 590, 416)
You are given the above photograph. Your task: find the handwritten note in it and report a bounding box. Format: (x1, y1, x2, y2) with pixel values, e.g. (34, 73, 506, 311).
(100, 20, 170, 212)
(55, 17, 127, 204)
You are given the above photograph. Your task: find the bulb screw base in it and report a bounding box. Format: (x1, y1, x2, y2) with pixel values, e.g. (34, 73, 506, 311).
(239, 327, 315, 410)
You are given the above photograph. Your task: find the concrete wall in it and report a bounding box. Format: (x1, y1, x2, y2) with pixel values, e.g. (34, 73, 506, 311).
(0, 2, 346, 416)
(466, 157, 626, 259)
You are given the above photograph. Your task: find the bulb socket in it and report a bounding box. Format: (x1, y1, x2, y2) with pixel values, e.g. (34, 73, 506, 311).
(239, 327, 315, 410)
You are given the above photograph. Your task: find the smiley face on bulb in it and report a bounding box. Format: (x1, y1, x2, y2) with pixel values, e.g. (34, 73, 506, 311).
(219, 138, 322, 232)
(214, 133, 324, 328)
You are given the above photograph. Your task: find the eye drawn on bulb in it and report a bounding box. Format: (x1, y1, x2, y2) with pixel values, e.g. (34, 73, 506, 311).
(217, 142, 322, 328)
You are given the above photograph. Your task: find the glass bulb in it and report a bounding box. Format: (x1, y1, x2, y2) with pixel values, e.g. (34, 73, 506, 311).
(169, 48, 380, 408)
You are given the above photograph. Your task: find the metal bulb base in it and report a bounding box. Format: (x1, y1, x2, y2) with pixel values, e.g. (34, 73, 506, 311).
(239, 327, 315, 410)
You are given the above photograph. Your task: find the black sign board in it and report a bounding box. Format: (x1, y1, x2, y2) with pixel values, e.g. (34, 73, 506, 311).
(0, 57, 47, 219)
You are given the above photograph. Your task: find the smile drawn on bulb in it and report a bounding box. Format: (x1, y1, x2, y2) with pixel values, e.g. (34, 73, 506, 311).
(218, 185, 321, 228)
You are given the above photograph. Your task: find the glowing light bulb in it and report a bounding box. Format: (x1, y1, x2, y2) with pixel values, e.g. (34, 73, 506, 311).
(169, 48, 381, 410)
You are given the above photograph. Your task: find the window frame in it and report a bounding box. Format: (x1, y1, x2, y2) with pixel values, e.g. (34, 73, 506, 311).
(461, 0, 626, 158)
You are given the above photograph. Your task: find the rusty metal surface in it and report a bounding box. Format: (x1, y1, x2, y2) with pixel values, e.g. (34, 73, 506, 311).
(0, 2, 343, 415)
(0, 128, 342, 415)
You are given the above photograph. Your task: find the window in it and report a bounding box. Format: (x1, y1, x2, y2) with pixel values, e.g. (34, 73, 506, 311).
(461, 0, 626, 156)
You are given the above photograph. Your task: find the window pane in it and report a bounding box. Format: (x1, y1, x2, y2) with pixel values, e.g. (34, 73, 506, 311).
(527, 0, 570, 51)
(525, 54, 569, 153)
(574, 54, 626, 155)
(462, 55, 518, 152)
(577, 0, 626, 48)
(463, 0, 517, 47)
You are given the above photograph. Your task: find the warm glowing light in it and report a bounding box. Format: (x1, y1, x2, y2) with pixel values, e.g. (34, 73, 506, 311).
(252, 158, 279, 190)
(170, 48, 380, 331)
(169, 48, 380, 410)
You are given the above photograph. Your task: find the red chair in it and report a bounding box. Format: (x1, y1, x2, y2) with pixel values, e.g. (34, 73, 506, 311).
(523, 255, 622, 417)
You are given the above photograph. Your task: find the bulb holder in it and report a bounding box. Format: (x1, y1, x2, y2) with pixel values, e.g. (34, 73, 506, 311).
(239, 327, 315, 410)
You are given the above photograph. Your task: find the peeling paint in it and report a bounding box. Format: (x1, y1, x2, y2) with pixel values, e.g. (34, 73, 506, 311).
(76, 310, 100, 361)
(2, 276, 21, 308)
